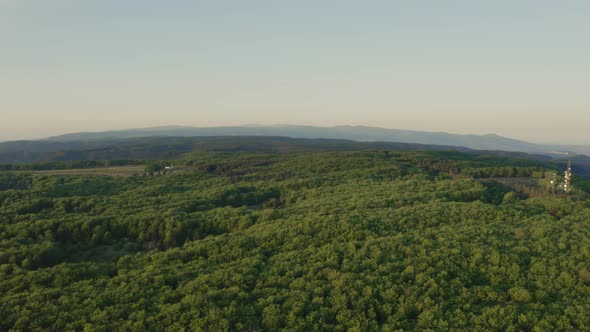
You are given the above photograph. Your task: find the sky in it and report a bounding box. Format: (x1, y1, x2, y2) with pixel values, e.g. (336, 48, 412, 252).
(1, 1, 589, 144)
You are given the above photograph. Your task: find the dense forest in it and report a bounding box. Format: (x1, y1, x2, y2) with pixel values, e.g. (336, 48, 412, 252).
(1, 150, 590, 331)
(2, 135, 588, 180)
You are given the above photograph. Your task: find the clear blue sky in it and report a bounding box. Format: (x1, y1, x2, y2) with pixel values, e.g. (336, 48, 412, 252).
(1, 1, 589, 143)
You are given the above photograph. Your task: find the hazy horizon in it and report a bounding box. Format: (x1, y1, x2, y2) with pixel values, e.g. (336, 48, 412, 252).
(2, 1, 589, 145)
(0, 123, 587, 147)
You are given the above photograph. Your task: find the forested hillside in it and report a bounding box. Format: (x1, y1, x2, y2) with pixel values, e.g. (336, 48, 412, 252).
(44, 125, 583, 155)
(3, 136, 590, 182)
(1, 151, 590, 331)
(0, 136, 473, 163)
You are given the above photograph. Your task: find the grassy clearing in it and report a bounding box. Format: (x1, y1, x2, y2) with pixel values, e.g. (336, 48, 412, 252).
(25, 166, 146, 177)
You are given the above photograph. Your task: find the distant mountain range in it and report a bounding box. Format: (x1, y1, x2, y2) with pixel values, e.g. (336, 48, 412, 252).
(1, 125, 590, 179)
(46, 125, 587, 156)
(0, 125, 587, 164)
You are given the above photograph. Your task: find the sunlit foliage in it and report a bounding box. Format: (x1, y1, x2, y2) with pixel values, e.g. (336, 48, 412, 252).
(1, 151, 589, 331)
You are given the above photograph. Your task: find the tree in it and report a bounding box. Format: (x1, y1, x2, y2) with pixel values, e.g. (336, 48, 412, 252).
(145, 162, 164, 176)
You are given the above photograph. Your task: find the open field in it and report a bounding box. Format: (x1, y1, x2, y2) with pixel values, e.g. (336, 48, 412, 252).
(19, 165, 193, 177)
(22, 166, 146, 177)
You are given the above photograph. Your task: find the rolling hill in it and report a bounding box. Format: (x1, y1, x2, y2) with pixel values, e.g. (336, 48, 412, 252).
(1, 128, 587, 181)
(46, 125, 580, 156)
